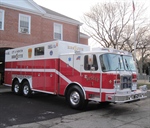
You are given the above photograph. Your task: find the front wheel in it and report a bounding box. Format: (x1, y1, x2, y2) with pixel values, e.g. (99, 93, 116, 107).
(22, 81, 32, 97)
(66, 86, 88, 110)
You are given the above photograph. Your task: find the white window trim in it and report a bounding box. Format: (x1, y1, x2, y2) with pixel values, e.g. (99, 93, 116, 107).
(18, 14, 31, 34)
(0, 9, 5, 30)
(54, 23, 63, 40)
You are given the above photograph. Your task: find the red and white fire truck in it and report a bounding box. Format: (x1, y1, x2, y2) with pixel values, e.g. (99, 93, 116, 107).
(4, 41, 147, 109)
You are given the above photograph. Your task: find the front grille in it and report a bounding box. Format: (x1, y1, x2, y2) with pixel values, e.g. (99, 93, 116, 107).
(120, 75, 132, 89)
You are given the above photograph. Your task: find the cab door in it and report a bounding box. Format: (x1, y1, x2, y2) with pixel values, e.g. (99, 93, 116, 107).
(81, 54, 100, 101)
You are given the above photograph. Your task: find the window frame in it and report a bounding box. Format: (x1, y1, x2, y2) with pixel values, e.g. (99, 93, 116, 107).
(54, 23, 63, 40)
(18, 14, 31, 34)
(0, 9, 5, 30)
(84, 54, 98, 71)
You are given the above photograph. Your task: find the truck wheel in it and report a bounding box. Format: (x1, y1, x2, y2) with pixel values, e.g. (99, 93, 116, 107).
(22, 81, 32, 97)
(66, 86, 88, 110)
(12, 80, 22, 95)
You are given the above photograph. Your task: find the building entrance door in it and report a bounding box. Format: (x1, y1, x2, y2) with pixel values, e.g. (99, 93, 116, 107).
(0, 48, 12, 85)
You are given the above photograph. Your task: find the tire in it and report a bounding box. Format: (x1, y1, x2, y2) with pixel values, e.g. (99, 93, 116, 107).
(22, 81, 32, 97)
(66, 86, 88, 110)
(12, 80, 22, 95)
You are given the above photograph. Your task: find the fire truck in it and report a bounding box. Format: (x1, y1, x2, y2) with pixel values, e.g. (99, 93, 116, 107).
(4, 41, 147, 109)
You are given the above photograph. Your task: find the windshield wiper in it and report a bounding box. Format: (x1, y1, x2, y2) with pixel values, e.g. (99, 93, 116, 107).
(125, 59, 129, 69)
(125, 59, 132, 73)
(118, 57, 122, 69)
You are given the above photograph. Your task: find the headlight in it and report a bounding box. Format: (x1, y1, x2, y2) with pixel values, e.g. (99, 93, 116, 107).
(115, 84, 120, 90)
(132, 83, 137, 90)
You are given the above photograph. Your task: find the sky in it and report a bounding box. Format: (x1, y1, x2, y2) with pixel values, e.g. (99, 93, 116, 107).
(34, 0, 100, 21)
(34, 0, 150, 22)
(33, 0, 150, 46)
(34, 0, 103, 21)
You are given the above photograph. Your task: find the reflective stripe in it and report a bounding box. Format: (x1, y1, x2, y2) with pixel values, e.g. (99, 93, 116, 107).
(84, 87, 115, 93)
(101, 89, 115, 93)
(5, 68, 72, 83)
(84, 87, 100, 93)
(5, 68, 115, 94)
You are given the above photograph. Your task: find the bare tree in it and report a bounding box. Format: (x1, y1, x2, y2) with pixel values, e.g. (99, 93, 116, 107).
(82, 1, 150, 74)
(82, 2, 146, 49)
(123, 25, 150, 75)
(124, 25, 150, 52)
(136, 32, 150, 75)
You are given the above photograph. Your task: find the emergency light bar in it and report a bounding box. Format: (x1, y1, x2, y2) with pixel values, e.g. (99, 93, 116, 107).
(92, 47, 132, 56)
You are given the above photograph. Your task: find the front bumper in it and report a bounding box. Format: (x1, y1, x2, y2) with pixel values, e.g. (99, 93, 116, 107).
(106, 87, 147, 103)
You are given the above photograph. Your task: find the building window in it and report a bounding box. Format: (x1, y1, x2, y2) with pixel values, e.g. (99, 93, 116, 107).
(54, 23, 63, 40)
(19, 14, 31, 34)
(0, 9, 5, 30)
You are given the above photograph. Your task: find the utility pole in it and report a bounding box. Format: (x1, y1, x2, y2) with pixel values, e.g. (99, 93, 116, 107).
(132, 0, 136, 61)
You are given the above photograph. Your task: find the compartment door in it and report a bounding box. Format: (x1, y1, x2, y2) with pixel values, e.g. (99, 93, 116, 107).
(59, 55, 74, 95)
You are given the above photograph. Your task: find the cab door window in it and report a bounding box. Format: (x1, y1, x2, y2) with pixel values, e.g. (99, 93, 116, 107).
(84, 54, 98, 71)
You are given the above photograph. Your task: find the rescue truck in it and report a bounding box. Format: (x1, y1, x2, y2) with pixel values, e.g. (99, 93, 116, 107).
(4, 41, 147, 109)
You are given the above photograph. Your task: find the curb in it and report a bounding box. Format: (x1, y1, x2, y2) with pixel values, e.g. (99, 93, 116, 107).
(0, 85, 11, 93)
(0, 88, 11, 93)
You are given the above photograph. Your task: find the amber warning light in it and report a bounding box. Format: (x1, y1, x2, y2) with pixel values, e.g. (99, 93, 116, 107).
(28, 48, 32, 58)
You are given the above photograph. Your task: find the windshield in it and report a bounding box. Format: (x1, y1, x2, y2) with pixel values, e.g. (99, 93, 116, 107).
(123, 56, 136, 71)
(100, 53, 136, 72)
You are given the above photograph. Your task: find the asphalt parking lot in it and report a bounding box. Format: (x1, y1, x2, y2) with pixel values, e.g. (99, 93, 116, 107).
(0, 87, 150, 128)
(0, 91, 80, 128)
(0, 88, 104, 128)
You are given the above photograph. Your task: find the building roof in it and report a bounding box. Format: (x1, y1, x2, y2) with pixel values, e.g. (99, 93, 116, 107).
(0, 0, 82, 26)
(80, 32, 90, 39)
(40, 6, 82, 26)
(40, 6, 78, 22)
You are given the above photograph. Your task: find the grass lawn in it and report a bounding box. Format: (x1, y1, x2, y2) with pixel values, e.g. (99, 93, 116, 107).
(137, 83, 150, 89)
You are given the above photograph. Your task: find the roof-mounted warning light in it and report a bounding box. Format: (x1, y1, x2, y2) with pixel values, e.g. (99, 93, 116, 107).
(92, 47, 132, 56)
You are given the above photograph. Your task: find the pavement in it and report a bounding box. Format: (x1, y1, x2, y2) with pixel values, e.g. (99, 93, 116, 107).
(6, 97, 150, 128)
(0, 85, 11, 93)
(0, 84, 150, 128)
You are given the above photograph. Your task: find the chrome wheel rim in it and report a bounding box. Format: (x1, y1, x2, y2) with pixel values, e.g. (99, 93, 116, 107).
(14, 84, 19, 93)
(70, 91, 80, 105)
(23, 85, 29, 95)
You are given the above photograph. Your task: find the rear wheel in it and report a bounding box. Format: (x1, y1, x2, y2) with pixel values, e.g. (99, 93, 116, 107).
(66, 86, 88, 110)
(12, 80, 22, 95)
(22, 81, 32, 97)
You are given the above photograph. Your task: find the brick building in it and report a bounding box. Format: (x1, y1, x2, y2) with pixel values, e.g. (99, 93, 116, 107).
(0, 0, 89, 84)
